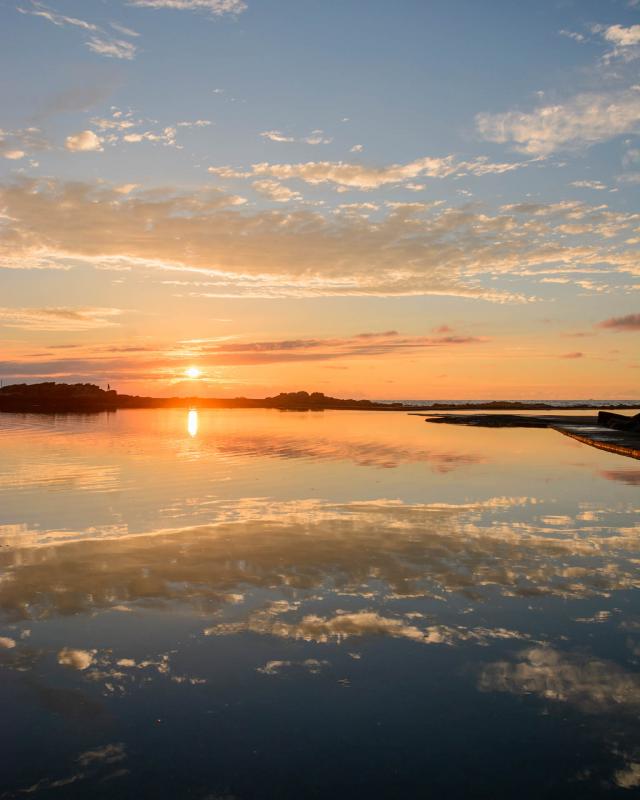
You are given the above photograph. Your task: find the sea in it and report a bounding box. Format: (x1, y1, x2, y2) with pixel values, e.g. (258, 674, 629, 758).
(0, 407, 639, 799)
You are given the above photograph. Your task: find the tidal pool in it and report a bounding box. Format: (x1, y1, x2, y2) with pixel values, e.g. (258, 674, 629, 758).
(0, 409, 639, 798)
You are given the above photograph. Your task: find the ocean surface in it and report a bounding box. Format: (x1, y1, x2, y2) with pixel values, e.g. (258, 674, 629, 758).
(0, 408, 639, 799)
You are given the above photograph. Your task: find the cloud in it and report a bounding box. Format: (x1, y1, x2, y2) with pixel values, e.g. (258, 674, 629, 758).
(65, 130, 103, 152)
(177, 330, 486, 366)
(2, 495, 639, 624)
(85, 37, 137, 60)
(128, 0, 247, 16)
(89, 110, 190, 149)
(17, 3, 98, 32)
(18, 2, 139, 60)
(350, 144, 363, 153)
(114, 183, 140, 194)
(479, 646, 640, 714)
(601, 24, 640, 48)
(570, 180, 606, 190)
(559, 351, 584, 359)
(476, 87, 640, 155)
(302, 129, 332, 145)
(0, 330, 485, 381)
(0, 307, 124, 331)
(559, 29, 586, 43)
(109, 22, 140, 37)
(1, 179, 636, 301)
(0, 126, 49, 160)
(57, 647, 95, 670)
(77, 744, 126, 768)
(260, 129, 332, 145)
(122, 127, 177, 146)
(177, 119, 212, 128)
(597, 313, 640, 331)
(257, 659, 329, 676)
(251, 179, 301, 202)
(595, 23, 640, 62)
(615, 763, 640, 790)
(246, 153, 528, 189)
(260, 130, 295, 143)
(560, 24, 640, 63)
(206, 608, 527, 647)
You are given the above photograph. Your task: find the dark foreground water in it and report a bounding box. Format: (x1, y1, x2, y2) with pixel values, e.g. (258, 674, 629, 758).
(0, 408, 639, 799)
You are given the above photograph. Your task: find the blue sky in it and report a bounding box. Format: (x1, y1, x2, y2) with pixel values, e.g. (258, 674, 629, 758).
(0, 0, 638, 398)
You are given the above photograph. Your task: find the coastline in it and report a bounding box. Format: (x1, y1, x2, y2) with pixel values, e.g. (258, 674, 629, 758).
(421, 412, 640, 461)
(1, 384, 638, 415)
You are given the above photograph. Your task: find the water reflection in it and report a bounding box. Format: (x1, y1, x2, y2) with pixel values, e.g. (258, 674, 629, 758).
(187, 408, 198, 438)
(0, 409, 639, 798)
(1, 496, 639, 620)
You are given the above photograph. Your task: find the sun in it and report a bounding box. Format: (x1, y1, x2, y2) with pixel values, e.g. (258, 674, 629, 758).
(185, 366, 201, 379)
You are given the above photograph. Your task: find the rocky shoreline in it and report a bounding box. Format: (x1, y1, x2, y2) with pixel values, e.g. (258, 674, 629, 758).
(421, 411, 640, 460)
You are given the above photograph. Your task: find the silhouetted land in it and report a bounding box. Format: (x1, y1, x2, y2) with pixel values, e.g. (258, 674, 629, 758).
(1, 382, 639, 414)
(422, 411, 640, 460)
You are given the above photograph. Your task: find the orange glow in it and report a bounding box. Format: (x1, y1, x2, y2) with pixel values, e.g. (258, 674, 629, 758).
(187, 408, 198, 437)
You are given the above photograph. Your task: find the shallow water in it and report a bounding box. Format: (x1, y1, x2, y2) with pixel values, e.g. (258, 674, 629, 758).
(0, 408, 639, 799)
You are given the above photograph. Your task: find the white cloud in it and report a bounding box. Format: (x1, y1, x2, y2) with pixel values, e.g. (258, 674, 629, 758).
(479, 646, 640, 713)
(251, 156, 442, 187)
(252, 179, 301, 202)
(559, 29, 586, 43)
(246, 154, 528, 189)
(595, 23, 640, 62)
(260, 129, 332, 145)
(477, 87, 640, 155)
(259, 130, 295, 143)
(123, 127, 177, 147)
(2, 179, 636, 301)
(207, 608, 527, 647)
(350, 144, 363, 152)
(571, 180, 607, 190)
(0, 126, 48, 160)
(257, 659, 329, 675)
(18, 3, 139, 60)
(110, 21, 141, 37)
(302, 129, 332, 145)
(65, 130, 103, 152)
(18, 4, 98, 32)
(602, 24, 640, 47)
(129, 0, 247, 16)
(86, 37, 137, 60)
(91, 116, 137, 131)
(57, 647, 96, 670)
(177, 119, 212, 128)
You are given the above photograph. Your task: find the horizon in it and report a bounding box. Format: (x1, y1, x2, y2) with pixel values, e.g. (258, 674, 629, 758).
(2, 379, 640, 406)
(1, 0, 639, 399)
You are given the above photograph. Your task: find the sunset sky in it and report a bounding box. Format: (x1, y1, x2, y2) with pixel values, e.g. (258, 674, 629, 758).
(1, 0, 638, 399)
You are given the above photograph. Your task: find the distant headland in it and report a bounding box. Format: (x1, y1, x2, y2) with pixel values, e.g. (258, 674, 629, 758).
(0, 382, 638, 414)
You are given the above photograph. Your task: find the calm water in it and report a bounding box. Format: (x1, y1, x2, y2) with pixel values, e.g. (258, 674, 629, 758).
(0, 408, 639, 799)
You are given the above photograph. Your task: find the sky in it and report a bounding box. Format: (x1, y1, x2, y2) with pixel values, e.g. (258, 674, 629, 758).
(0, 0, 638, 400)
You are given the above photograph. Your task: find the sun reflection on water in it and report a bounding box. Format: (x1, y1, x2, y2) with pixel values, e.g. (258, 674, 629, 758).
(187, 408, 198, 438)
